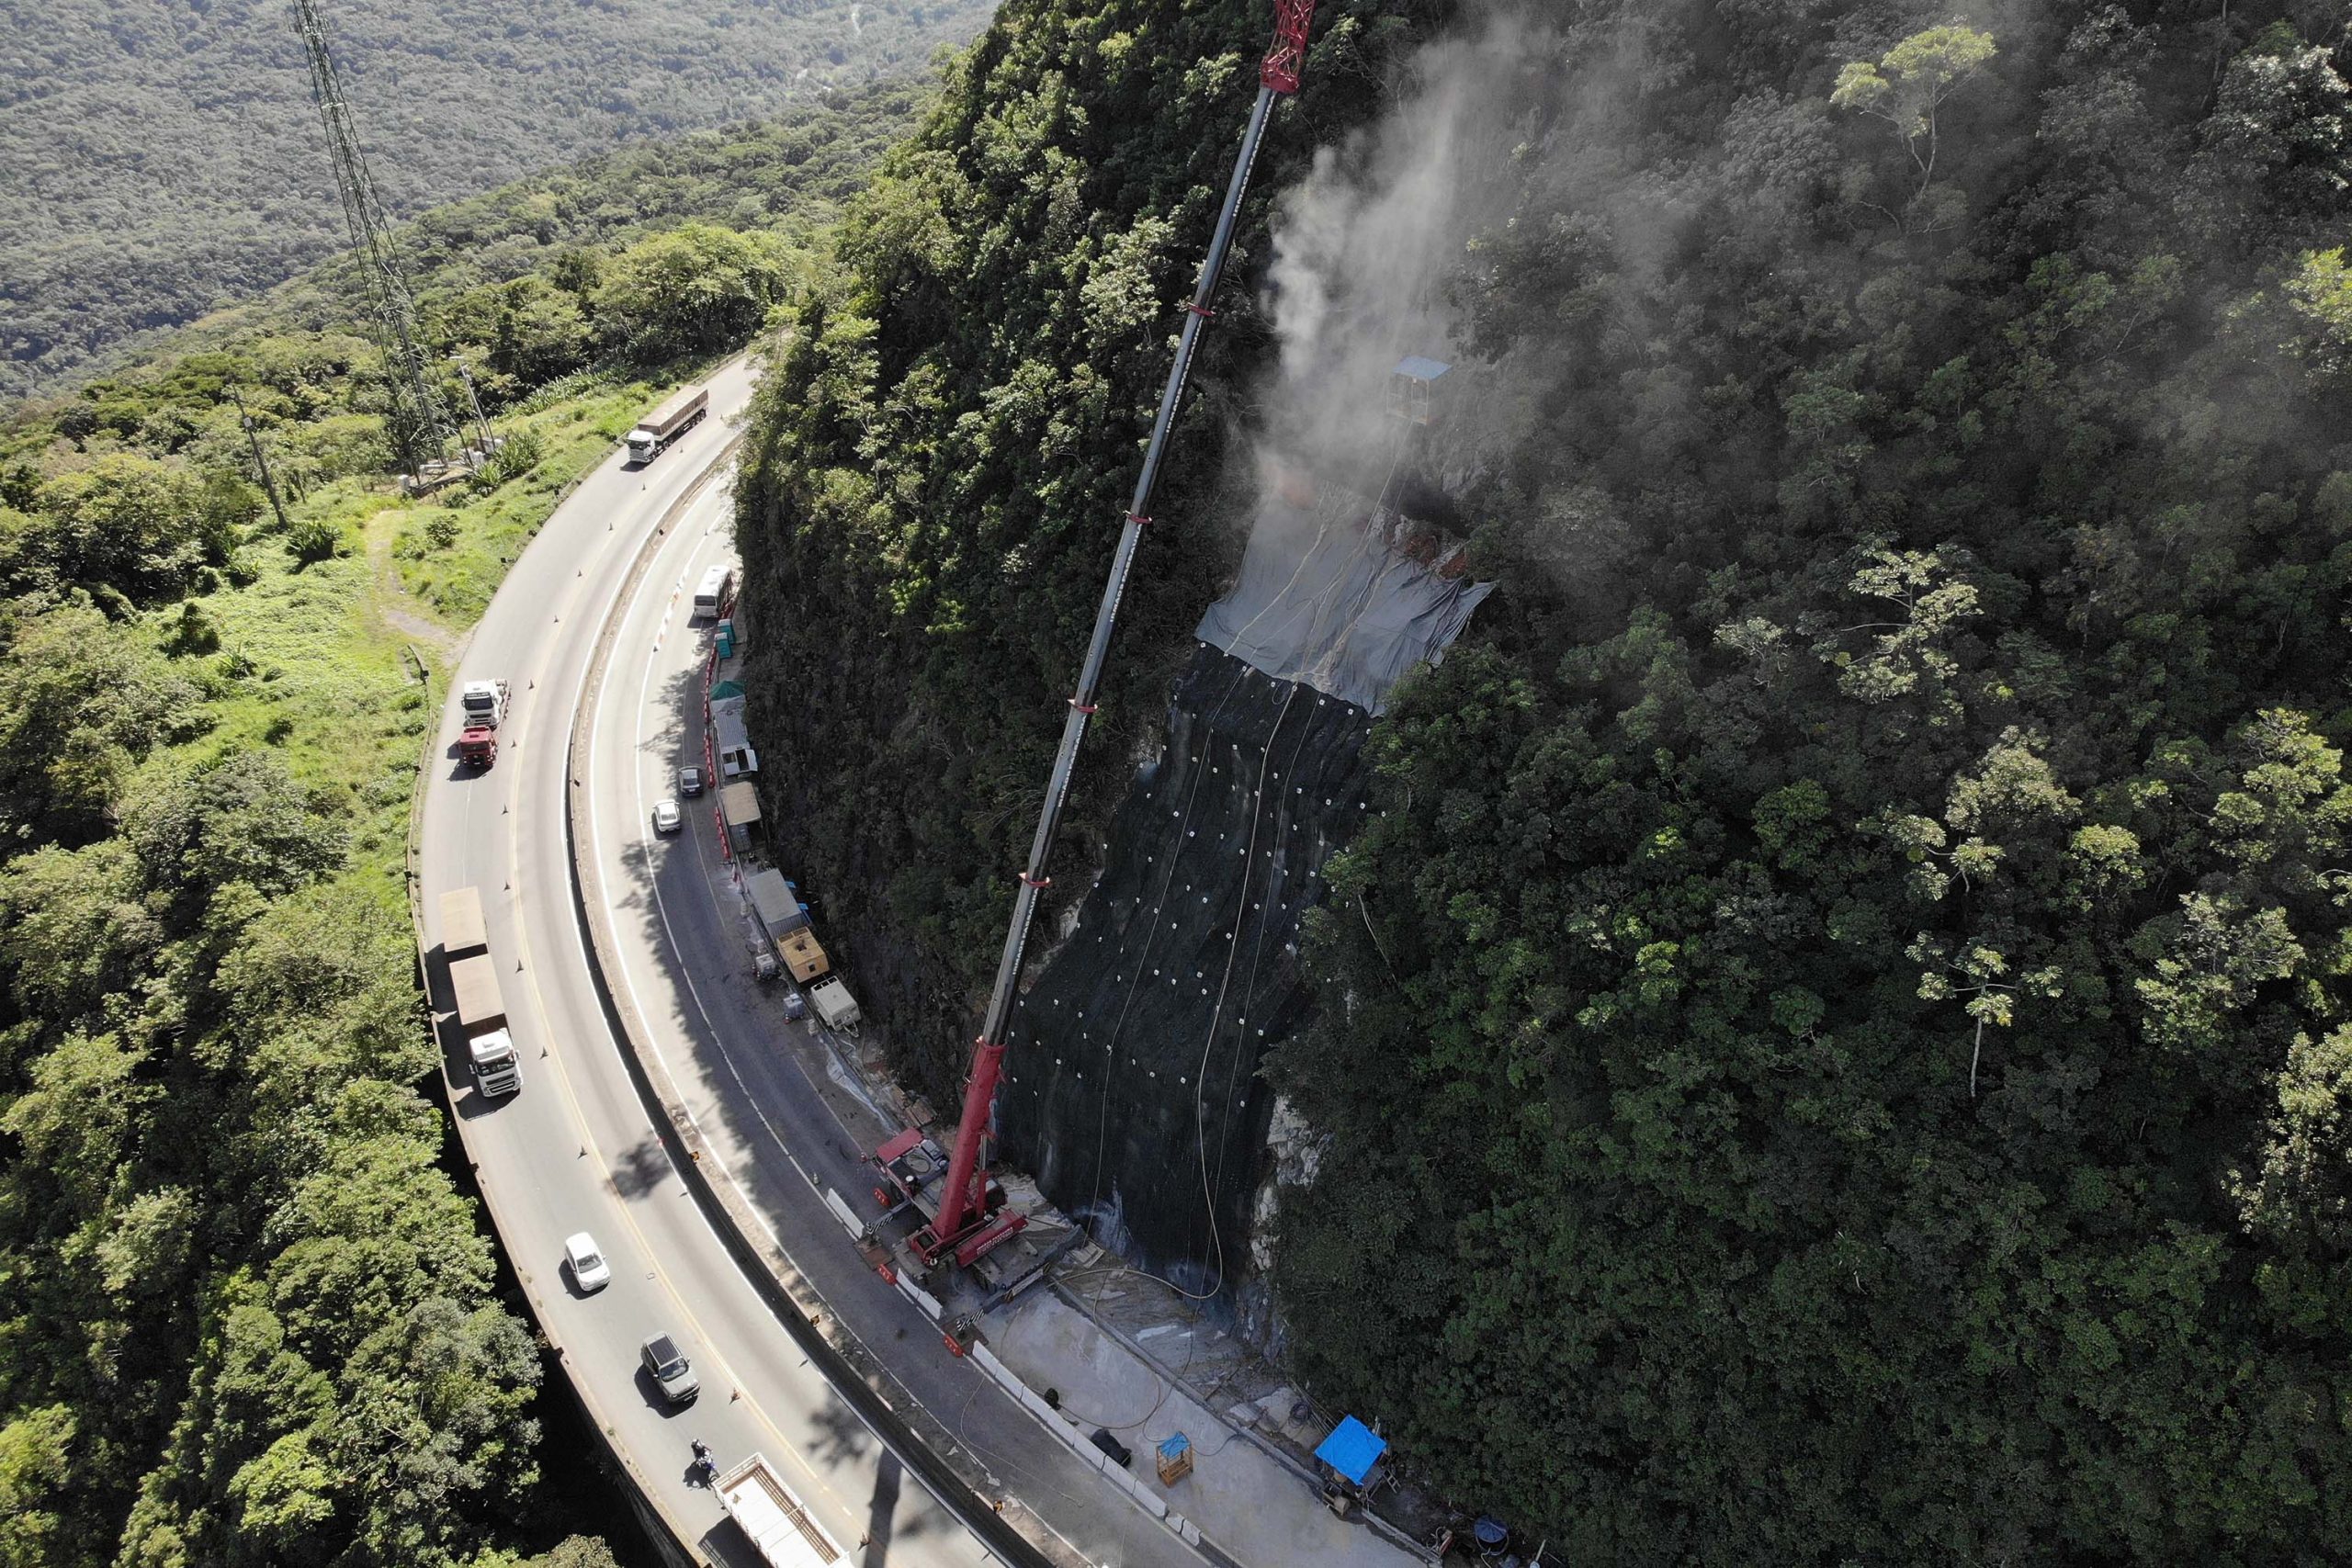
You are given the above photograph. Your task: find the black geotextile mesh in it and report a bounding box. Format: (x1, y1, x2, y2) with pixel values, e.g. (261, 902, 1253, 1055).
(997, 642, 1377, 1295)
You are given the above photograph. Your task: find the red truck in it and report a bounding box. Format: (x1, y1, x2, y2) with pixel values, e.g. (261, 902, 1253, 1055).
(458, 726, 498, 769)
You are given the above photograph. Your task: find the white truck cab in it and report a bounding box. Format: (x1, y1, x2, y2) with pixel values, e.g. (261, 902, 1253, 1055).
(459, 679, 510, 729)
(469, 1030, 522, 1097)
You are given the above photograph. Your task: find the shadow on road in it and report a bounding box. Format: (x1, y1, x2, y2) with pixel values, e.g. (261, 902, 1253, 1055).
(862, 1448, 901, 1567)
(607, 1129, 674, 1199)
(808, 1389, 875, 1470)
(635, 1364, 699, 1417)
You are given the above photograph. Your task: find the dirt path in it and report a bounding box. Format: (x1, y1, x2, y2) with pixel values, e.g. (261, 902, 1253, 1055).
(365, 512, 465, 669)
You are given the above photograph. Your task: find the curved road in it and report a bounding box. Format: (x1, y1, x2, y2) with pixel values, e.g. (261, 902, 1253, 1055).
(419, 361, 1197, 1568)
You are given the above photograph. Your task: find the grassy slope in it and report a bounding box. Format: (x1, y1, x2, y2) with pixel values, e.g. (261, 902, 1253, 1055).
(192, 378, 666, 845)
(1, 0, 987, 396)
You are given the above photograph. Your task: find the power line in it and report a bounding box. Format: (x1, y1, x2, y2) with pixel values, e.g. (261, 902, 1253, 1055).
(291, 0, 459, 479)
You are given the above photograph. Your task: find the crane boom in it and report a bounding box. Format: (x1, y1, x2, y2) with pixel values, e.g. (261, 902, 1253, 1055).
(914, 2, 1318, 1265)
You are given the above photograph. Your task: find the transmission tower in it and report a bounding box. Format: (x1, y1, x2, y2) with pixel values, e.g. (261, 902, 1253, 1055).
(293, 0, 458, 476)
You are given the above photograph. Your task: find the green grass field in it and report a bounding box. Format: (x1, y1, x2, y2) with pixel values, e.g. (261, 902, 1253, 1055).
(150, 375, 684, 922)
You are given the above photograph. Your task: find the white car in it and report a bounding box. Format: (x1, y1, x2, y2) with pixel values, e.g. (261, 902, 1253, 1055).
(564, 1232, 611, 1292)
(650, 798, 683, 835)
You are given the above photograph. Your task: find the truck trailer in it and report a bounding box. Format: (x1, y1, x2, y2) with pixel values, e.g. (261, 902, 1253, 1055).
(625, 385, 709, 465)
(439, 886, 522, 1098)
(745, 868, 831, 983)
(715, 1454, 848, 1567)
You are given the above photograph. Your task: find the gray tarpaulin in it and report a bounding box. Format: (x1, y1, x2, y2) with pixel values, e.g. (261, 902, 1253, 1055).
(1193, 491, 1494, 714)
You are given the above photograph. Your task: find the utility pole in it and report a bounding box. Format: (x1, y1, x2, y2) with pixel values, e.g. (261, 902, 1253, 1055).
(292, 0, 459, 479)
(452, 356, 497, 457)
(230, 385, 294, 535)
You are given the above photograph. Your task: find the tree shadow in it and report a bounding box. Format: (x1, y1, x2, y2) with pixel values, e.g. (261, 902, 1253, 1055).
(606, 1128, 674, 1199)
(862, 1447, 901, 1567)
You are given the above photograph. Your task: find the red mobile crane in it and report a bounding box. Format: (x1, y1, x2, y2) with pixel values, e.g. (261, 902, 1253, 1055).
(870, 0, 1320, 1271)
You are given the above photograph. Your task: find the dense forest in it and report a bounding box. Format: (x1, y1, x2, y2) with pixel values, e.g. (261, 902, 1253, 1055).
(734, 0, 2352, 1560)
(0, 83, 908, 1565)
(1, 0, 988, 396)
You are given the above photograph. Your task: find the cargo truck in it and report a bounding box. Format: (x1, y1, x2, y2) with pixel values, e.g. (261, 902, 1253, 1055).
(439, 886, 522, 1098)
(715, 1453, 849, 1567)
(745, 868, 831, 983)
(625, 386, 709, 465)
(458, 726, 498, 769)
(459, 679, 510, 729)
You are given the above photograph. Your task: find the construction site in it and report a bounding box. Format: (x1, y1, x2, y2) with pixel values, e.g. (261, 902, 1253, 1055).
(299, 0, 1532, 1551)
(715, 3, 1511, 1552)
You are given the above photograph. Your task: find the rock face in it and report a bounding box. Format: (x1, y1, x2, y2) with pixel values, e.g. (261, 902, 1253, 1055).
(997, 641, 1377, 1299)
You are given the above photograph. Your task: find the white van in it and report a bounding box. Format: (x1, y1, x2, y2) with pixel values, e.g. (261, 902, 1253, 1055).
(693, 564, 734, 620)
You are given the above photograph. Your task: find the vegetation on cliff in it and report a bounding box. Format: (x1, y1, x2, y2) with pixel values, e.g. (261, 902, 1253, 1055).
(735, 0, 1433, 1091)
(737, 1, 2352, 1559)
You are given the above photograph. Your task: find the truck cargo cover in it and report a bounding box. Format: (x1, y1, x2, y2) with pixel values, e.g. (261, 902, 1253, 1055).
(437, 886, 488, 958)
(447, 953, 505, 1031)
(744, 868, 807, 933)
(720, 781, 762, 827)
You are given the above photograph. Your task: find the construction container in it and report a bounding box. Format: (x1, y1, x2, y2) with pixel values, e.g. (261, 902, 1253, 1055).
(808, 977, 861, 1032)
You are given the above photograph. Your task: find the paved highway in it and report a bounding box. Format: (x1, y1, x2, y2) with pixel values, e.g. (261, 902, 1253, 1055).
(418, 362, 994, 1568)
(578, 475, 1209, 1568)
(417, 360, 1199, 1568)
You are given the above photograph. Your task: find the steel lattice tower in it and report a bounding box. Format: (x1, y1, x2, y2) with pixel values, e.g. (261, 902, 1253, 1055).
(293, 0, 457, 474)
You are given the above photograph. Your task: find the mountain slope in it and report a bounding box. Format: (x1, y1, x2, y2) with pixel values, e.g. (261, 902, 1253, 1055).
(1, 0, 989, 396)
(735, 0, 2352, 1560)
(0, 85, 916, 1568)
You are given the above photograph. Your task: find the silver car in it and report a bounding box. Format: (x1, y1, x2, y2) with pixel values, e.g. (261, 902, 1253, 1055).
(650, 798, 683, 835)
(640, 1332, 699, 1404)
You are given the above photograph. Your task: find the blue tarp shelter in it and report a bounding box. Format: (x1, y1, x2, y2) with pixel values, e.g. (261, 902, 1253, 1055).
(1314, 1416, 1387, 1485)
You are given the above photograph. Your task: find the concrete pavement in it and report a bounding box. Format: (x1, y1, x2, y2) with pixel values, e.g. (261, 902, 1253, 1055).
(574, 479, 1191, 1568)
(415, 358, 1014, 1568)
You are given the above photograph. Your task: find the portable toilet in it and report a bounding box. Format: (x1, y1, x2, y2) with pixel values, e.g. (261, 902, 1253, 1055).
(715, 619, 736, 659)
(1387, 355, 1451, 427)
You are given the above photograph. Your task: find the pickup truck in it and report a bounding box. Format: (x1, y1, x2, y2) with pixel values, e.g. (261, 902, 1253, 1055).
(716, 1452, 849, 1566)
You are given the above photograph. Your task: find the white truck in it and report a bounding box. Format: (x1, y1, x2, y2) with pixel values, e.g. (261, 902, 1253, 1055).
(440, 886, 522, 1099)
(716, 1453, 849, 1567)
(459, 679, 511, 729)
(693, 562, 735, 619)
(625, 385, 709, 465)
